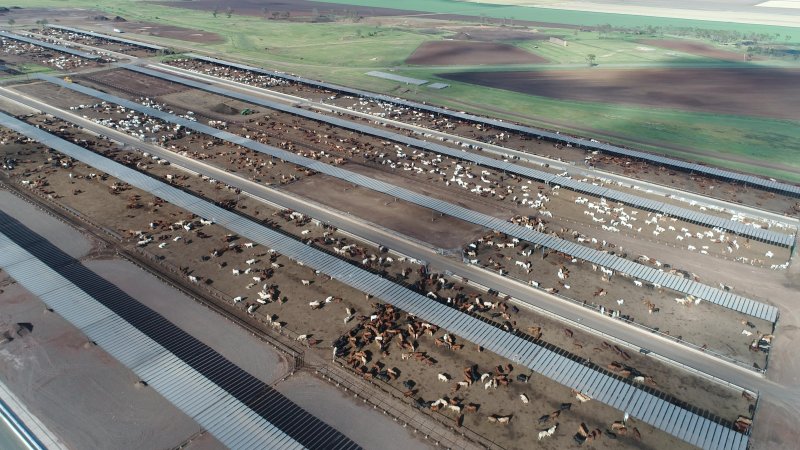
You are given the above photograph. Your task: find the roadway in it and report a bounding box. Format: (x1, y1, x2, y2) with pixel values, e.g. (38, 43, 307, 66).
(150, 62, 799, 228)
(1, 86, 786, 396)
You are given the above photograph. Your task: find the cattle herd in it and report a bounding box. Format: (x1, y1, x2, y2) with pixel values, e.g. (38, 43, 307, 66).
(0, 30, 793, 449)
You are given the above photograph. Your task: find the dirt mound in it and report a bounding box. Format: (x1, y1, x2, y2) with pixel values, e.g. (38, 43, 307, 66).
(210, 103, 240, 115)
(113, 15, 127, 22)
(406, 40, 547, 66)
(92, 15, 109, 21)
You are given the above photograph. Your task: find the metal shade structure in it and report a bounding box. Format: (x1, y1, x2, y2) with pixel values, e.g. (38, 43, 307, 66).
(34, 74, 779, 323)
(0, 112, 749, 450)
(0, 217, 358, 450)
(0, 31, 101, 60)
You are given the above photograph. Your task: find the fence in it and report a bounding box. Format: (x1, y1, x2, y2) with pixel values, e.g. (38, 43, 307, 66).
(450, 267, 763, 393)
(315, 364, 498, 450)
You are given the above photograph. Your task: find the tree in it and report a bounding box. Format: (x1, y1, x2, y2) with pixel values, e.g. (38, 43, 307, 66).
(586, 53, 596, 66)
(226, 7, 233, 18)
(212, 6, 218, 18)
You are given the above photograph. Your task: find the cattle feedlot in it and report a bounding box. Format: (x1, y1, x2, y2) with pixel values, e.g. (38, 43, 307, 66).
(1, 7, 799, 450)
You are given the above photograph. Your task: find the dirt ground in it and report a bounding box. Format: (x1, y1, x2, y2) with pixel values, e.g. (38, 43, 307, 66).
(82, 69, 191, 97)
(284, 173, 488, 249)
(406, 40, 548, 66)
(439, 68, 800, 120)
(0, 122, 753, 449)
(0, 281, 214, 450)
(638, 39, 750, 62)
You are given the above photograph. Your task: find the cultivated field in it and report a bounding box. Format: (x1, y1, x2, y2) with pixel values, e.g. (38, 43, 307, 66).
(439, 68, 800, 120)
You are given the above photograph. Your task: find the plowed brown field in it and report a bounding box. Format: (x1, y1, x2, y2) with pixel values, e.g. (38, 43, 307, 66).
(440, 68, 800, 119)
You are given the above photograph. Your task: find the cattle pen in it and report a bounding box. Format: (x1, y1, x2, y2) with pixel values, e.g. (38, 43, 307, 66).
(0, 111, 753, 450)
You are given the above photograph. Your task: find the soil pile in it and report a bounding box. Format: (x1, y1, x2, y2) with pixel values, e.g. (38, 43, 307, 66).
(211, 103, 240, 115)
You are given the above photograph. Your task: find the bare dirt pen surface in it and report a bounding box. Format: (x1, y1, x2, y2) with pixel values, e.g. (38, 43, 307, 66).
(160, 58, 800, 215)
(274, 372, 430, 450)
(440, 68, 800, 120)
(283, 173, 487, 249)
(0, 120, 753, 449)
(0, 271, 212, 450)
(638, 39, 749, 62)
(81, 69, 191, 97)
(406, 40, 548, 66)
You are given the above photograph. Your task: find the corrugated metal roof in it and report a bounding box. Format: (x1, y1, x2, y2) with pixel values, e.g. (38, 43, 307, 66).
(1, 111, 749, 450)
(26, 74, 778, 322)
(28, 75, 782, 322)
(185, 53, 800, 199)
(0, 31, 101, 60)
(0, 229, 335, 449)
(45, 25, 168, 51)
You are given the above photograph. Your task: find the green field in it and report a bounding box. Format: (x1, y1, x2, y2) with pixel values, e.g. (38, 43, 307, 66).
(3, 0, 800, 182)
(312, 0, 800, 37)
